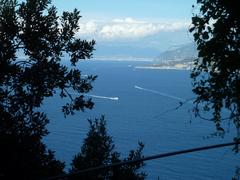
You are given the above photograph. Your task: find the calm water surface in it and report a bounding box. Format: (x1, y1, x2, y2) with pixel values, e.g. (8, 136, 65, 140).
(43, 60, 239, 180)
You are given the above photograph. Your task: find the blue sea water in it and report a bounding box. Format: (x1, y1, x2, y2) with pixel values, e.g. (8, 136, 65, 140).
(43, 60, 239, 180)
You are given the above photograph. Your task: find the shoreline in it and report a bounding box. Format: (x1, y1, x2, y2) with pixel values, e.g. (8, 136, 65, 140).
(134, 66, 191, 70)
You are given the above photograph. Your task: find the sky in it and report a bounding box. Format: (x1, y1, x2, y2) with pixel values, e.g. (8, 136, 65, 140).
(52, 0, 195, 20)
(51, 0, 197, 58)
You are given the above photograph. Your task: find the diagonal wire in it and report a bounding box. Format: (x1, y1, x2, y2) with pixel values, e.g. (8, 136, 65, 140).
(44, 141, 239, 180)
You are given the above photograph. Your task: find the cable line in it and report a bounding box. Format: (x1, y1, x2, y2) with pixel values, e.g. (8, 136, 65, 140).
(45, 141, 239, 180)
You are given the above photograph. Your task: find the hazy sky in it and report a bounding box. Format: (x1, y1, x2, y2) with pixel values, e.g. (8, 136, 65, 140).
(52, 0, 195, 21)
(51, 0, 197, 56)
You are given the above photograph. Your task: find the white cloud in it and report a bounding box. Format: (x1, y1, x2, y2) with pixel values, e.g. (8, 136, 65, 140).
(77, 18, 190, 40)
(78, 21, 98, 35)
(112, 17, 146, 24)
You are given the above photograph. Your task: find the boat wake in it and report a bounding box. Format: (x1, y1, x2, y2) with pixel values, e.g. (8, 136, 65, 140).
(86, 94, 119, 101)
(134, 85, 185, 102)
(67, 91, 119, 101)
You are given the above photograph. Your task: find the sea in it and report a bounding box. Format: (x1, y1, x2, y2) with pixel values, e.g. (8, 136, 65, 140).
(43, 60, 239, 180)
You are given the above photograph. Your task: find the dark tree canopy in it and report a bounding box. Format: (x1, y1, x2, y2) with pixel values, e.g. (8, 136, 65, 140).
(190, 0, 240, 136)
(0, 0, 95, 179)
(70, 116, 146, 180)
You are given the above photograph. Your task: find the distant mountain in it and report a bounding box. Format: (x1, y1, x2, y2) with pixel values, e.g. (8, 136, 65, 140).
(135, 43, 198, 70)
(154, 43, 198, 62)
(91, 29, 194, 60)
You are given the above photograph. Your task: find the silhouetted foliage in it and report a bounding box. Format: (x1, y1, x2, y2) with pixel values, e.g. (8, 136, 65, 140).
(190, 0, 240, 136)
(70, 116, 146, 180)
(0, 0, 95, 179)
(232, 166, 240, 180)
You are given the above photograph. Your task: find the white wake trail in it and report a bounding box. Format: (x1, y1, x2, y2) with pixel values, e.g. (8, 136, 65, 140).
(67, 91, 119, 101)
(86, 94, 119, 101)
(134, 85, 186, 102)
